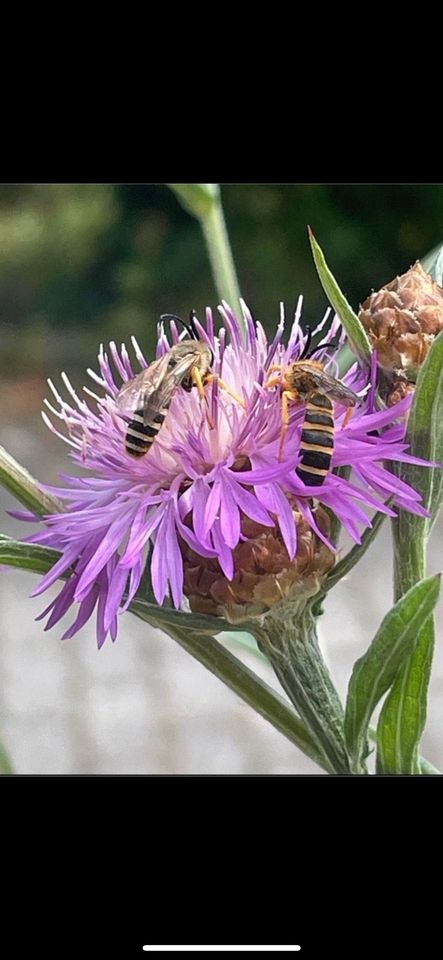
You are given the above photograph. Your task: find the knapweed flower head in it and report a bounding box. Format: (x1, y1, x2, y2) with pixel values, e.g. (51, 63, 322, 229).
(20, 299, 431, 643)
(359, 262, 443, 381)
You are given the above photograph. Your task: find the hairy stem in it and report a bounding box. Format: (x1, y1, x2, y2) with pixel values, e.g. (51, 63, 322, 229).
(252, 603, 352, 775)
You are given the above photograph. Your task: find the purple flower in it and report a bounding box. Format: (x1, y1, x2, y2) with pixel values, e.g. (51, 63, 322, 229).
(21, 299, 430, 645)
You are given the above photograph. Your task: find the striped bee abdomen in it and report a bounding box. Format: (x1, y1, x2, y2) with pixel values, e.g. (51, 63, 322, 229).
(125, 410, 166, 458)
(297, 392, 334, 486)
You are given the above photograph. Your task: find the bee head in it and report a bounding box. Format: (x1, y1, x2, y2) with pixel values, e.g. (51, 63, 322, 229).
(160, 310, 214, 367)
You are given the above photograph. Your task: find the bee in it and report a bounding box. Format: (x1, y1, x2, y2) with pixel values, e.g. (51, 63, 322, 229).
(265, 327, 359, 486)
(115, 313, 213, 458)
(115, 312, 244, 458)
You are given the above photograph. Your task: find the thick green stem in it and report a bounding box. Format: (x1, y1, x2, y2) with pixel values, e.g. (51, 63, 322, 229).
(392, 515, 426, 601)
(252, 603, 352, 775)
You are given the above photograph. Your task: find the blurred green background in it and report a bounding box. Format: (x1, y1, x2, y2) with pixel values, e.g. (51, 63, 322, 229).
(1, 183, 442, 377)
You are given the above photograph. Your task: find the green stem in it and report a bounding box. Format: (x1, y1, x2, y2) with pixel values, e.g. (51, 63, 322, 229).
(200, 198, 243, 324)
(168, 183, 243, 329)
(130, 601, 332, 773)
(0, 444, 62, 517)
(252, 603, 352, 775)
(393, 514, 426, 600)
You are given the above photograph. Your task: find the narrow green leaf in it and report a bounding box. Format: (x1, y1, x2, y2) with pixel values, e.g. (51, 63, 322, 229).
(376, 617, 435, 774)
(402, 329, 443, 531)
(367, 727, 441, 775)
(308, 228, 372, 365)
(325, 508, 388, 592)
(421, 241, 443, 285)
(344, 574, 441, 770)
(168, 183, 219, 220)
(0, 444, 62, 517)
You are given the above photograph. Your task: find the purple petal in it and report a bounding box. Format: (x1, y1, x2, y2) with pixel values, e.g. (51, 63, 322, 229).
(7, 509, 38, 522)
(255, 482, 296, 559)
(30, 544, 82, 597)
(120, 506, 164, 568)
(151, 502, 184, 608)
(204, 481, 221, 531)
(228, 478, 274, 529)
(62, 587, 99, 640)
(104, 563, 129, 631)
(220, 485, 240, 549)
(74, 512, 134, 601)
(211, 521, 234, 580)
(96, 580, 109, 649)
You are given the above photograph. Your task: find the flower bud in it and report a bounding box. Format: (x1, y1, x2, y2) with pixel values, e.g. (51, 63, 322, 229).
(359, 262, 443, 380)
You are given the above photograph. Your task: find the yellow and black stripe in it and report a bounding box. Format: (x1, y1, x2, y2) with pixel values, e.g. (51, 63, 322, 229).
(125, 409, 168, 458)
(296, 392, 334, 486)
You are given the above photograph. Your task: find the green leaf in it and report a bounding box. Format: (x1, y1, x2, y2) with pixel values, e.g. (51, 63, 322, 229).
(308, 227, 372, 365)
(344, 574, 441, 771)
(402, 328, 443, 532)
(421, 241, 443, 286)
(367, 727, 441, 775)
(168, 183, 219, 220)
(376, 617, 435, 774)
(0, 444, 62, 517)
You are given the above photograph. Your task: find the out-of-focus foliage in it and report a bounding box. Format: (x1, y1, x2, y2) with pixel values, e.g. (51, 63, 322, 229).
(1, 183, 442, 375)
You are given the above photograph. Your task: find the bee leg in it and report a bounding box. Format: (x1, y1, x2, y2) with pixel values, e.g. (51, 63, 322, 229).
(342, 405, 355, 428)
(278, 390, 296, 460)
(192, 366, 215, 429)
(191, 366, 206, 401)
(204, 374, 246, 409)
(264, 375, 282, 389)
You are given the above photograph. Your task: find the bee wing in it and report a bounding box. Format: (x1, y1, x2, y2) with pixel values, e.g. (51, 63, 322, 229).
(114, 355, 171, 416)
(141, 349, 202, 426)
(313, 369, 358, 406)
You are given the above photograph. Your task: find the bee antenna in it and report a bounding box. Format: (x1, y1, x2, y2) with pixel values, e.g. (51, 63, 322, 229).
(160, 313, 198, 341)
(306, 324, 343, 359)
(299, 326, 312, 360)
(188, 309, 199, 340)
